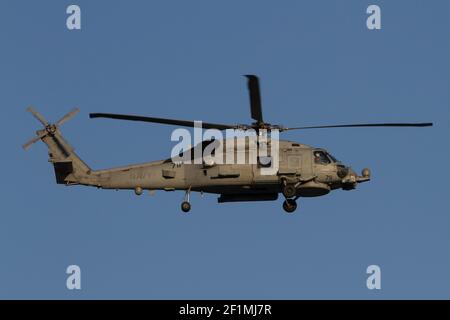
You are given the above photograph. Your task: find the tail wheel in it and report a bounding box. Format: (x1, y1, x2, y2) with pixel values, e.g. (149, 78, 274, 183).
(282, 199, 297, 213)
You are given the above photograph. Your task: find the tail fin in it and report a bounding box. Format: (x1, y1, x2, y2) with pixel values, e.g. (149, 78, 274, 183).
(23, 107, 95, 185)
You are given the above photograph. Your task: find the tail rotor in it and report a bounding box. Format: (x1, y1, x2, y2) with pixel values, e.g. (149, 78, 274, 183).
(22, 107, 79, 150)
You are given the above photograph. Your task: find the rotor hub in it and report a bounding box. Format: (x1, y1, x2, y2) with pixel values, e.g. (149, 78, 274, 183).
(45, 124, 57, 135)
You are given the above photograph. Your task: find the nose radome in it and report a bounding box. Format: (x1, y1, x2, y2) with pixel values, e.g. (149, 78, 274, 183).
(356, 168, 371, 183)
(362, 168, 371, 178)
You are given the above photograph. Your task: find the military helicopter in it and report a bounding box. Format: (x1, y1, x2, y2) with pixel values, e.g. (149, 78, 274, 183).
(23, 75, 432, 213)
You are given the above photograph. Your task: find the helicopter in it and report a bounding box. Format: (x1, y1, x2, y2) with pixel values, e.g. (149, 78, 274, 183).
(23, 75, 432, 213)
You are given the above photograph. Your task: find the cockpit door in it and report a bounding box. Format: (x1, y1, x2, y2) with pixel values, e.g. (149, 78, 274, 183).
(300, 149, 313, 179)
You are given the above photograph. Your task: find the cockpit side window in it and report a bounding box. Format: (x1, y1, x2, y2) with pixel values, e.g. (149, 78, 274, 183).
(313, 150, 331, 165)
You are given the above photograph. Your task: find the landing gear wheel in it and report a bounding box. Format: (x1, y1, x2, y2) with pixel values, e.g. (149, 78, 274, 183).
(282, 184, 297, 198)
(282, 199, 297, 213)
(181, 201, 191, 213)
(181, 187, 192, 213)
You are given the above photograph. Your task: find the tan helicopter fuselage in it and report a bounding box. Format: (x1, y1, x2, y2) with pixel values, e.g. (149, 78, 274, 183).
(43, 131, 369, 203)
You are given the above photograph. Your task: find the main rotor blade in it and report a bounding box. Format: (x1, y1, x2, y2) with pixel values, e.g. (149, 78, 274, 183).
(89, 113, 236, 130)
(284, 122, 433, 131)
(56, 107, 79, 126)
(22, 131, 47, 150)
(245, 75, 264, 123)
(27, 107, 48, 126)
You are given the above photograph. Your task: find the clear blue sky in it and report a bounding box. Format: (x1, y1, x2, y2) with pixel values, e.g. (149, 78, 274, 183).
(0, 0, 448, 299)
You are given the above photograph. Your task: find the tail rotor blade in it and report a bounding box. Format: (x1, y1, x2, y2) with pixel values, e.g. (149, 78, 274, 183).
(22, 132, 46, 150)
(27, 107, 49, 126)
(56, 107, 79, 126)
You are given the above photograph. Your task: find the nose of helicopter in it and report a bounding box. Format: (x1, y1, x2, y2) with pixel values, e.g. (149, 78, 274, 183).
(341, 167, 371, 190)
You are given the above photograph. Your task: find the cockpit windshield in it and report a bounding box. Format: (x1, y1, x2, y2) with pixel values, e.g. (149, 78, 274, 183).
(313, 150, 330, 164)
(327, 153, 338, 163)
(313, 150, 338, 164)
